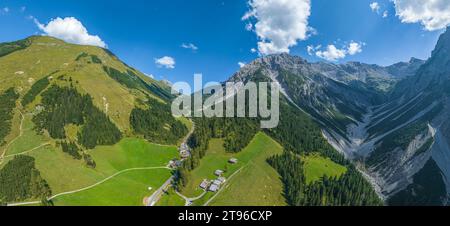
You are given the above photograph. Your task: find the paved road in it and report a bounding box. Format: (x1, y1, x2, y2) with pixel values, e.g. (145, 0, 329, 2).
(146, 120, 195, 206)
(146, 176, 174, 206)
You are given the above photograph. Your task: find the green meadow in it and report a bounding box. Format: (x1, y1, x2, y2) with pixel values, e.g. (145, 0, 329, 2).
(1, 137, 178, 206)
(159, 132, 286, 206)
(303, 154, 347, 184)
(208, 133, 286, 206)
(53, 168, 171, 206)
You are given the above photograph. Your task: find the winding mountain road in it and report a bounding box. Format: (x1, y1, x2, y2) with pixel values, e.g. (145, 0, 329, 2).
(146, 119, 195, 206)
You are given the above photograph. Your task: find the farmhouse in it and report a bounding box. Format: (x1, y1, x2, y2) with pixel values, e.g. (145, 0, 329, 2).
(212, 179, 222, 186)
(229, 158, 238, 164)
(180, 150, 191, 158)
(179, 143, 191, 158)
(214, 170, 224, 176)
(217, 177, 226, 184)
(209, 184, 219, 192)
(199, 180, 210, 190)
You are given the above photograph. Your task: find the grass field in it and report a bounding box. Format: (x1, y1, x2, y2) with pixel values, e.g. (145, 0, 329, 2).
(155, 187, 186, 206)
(53, 168, 171, 206)
(303, 154, 347, 184)
(208, 133, 286, 206)
(159, 132, 286, 206)
(4, 113, 50, 156)
(1, 137, 178, 206)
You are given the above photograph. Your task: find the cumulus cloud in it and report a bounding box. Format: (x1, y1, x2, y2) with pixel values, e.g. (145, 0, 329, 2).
(307, 44, 321, 56)
(315, 45, 347, 62)
(238, 62, 247, 68)
(347, 42, 363, 55)
(243, 0, 312, 55)
(370, 2, 381, 13)
(34, 17, 106, 48)
(383, 11, 389, 18)
(155, 56, 176, 69)
(393, 0, 450, 31)
(313, 41, 364, 61)
(181, 43, 198, 51)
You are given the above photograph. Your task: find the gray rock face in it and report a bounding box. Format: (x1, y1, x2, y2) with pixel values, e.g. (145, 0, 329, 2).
(227, 28, 450, 205)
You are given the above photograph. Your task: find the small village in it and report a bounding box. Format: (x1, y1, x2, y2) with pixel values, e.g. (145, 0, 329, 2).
(168, 142, 239, 195)
(198, 158, 238, 193)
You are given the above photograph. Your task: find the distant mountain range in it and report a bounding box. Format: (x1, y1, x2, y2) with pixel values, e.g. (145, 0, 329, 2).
(230, 27, 450, 205)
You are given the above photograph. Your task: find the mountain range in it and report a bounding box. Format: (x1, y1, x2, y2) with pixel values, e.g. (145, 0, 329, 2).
(1, 28, 449, 206)
(230, 27, 450, 205)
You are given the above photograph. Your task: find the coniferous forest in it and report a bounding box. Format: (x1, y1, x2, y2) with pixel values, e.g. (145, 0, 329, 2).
(0, 156, 51, 203)
(130, 98, 188, 145)
(33, 84, 122, 149)
(0, 88, 19, 145)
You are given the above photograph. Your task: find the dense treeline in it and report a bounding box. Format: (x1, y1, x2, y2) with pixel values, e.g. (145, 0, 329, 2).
(33, 85, 122, 149)
(78, 103, 123, 149)
(59, 141, 82, 160)
(267, 99, 346, 165)
(0, 39, 31, 58)
(0, 88, 19, 145)
(130, 98, 188, 145)
(0, 156, 51, 203)
(21, 76, 50, 106)
(268, 153, 382, 206)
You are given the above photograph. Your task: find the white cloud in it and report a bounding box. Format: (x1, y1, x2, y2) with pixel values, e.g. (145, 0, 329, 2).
(314, 41, 364, 62)
(155, 56, 176, 69)
(347, 41, 363, 55)
(34, 17, 106, 48)
(1, 7, 9, 14)
(383, 10, 389, 18)
(315, 45, 347, 62)
(243, 0, 312, 55)
(393, 0, 450, 31)
(250, 48, 257, 53)
(181, 43, 198, 51)
(370, 2, 381, 13)
(307, 44, 321, 56)
(238, 62, 247, 68)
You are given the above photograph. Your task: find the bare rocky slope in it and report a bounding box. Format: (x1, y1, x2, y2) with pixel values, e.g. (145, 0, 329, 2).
(228, 28, 450, 205)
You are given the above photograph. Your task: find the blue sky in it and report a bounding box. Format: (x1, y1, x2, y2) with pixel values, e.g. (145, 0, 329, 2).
(0, 0, 447, 84)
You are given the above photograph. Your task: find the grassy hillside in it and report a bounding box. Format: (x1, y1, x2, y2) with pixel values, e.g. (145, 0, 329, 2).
(158, 132, 286, 206)
(208, 133, 286, 206)
(0, 36, 189, 205)
(0, 36, 171, 135)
